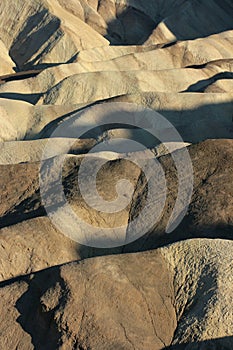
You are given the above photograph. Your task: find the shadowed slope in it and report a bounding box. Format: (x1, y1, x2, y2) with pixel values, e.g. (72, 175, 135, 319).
(0, 239, 232, 349)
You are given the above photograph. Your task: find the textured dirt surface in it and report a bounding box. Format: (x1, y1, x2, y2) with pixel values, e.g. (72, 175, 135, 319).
(0, 139, 232, 281)
(0, 239, 232, 349)
(0, 1, 233, 349)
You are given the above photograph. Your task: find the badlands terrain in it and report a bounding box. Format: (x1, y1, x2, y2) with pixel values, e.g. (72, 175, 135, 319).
(0, 0, 233, 349)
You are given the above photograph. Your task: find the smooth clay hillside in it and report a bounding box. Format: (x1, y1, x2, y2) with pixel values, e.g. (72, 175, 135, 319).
(0, 0, 233, 349)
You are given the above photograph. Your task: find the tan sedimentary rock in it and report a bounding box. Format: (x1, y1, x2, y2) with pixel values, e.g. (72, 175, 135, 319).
(0, 239, 232, 349)
(0, 139, 232, 261)
(0, 0, 109, 71)
(0, 1, 233, 348)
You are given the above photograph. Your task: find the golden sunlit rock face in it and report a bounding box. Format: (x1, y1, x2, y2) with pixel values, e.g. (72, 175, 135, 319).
(0, 1, 233, 349)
